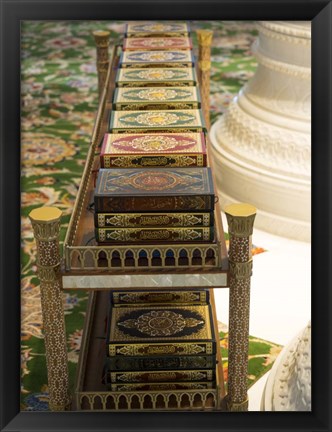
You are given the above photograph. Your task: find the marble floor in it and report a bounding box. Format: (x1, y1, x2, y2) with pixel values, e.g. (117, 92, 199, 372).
(214, 213, 311, 410)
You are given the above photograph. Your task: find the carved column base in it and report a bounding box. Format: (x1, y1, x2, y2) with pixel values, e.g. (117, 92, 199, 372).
(224, 395, 249, 412)
(210, 21, 311, 242)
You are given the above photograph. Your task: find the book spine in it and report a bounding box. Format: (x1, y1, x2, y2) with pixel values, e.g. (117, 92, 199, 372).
(122, 62, 194, 69)
(114, 102, 200, 111)
(101, 154, 206, 169)
(108, 369, 215, 384)
(94, 195, 214, 213)
(126, 32, 189, 38)
(96, 227, 214, 243)
(116, 81, 196, 88)
(105, 355, 216, 371)
(95, 212, 213, 228)
(110, 127, 206, 134)
(108, 341, 216, 357)
(111, 290, 210, 306)
(109, 382, 215, 391)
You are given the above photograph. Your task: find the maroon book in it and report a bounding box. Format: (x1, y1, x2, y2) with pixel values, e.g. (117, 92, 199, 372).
(100, 132, 207, 168)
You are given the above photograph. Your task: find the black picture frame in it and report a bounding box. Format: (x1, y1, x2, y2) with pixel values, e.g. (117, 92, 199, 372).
(1, 0, 331, 431)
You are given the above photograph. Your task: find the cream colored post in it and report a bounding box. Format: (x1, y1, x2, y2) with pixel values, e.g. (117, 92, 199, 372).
(93, 30, 111, 100)
(29, 206, 71, 411)
(224, 203, 257, 411)
(196, 29, 213, 129)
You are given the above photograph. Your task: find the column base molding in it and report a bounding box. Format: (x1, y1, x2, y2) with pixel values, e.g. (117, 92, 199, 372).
(224, 395, 249, 412)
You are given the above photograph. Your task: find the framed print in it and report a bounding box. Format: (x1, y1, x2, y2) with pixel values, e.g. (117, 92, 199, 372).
(1, 1, 331, 431)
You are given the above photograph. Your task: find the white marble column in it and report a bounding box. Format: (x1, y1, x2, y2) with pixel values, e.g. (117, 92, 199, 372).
(210, 21, 311, 242)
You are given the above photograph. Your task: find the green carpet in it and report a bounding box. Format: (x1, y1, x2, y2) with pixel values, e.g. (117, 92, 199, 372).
(20, 20, 279, 411)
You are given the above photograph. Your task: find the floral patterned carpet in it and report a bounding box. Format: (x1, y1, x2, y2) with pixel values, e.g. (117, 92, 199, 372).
(21, 20, 279, 411)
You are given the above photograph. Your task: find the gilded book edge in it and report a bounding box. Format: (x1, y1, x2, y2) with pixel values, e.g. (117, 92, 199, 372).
(95, 212, 213, 228)
(95, 227, 215, 243)
(108, 368, 215, 383)
(110, 290, 210, 306)
(105, 354, 216, 371)
(109, 381, 215, 391)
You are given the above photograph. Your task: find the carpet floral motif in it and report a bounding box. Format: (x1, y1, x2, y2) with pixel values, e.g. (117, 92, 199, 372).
(21, 20, 268, 411)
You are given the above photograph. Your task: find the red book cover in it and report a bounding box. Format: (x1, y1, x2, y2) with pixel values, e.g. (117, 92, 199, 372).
(100, 132, 207, 168)
(123, 37, 192, 51)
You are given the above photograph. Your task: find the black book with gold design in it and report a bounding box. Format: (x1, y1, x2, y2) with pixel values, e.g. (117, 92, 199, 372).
(110, 290, 210, 307)
(106, 369, 216, 384)
(106, 304, 216, 358)
(95, 226, 214, 243)
(104, 354, 216, 372)
(94, 167, 214, 213)
(108, 381, 215, 392)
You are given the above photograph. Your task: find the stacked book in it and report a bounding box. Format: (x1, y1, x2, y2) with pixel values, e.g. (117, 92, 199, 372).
(94, 21, 216, 246)
(103, 290, 217, 391)
(93, 20, 220, 404)
(94, 166, 215, 243)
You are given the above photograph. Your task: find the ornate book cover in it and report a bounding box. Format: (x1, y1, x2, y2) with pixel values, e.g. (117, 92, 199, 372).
(95, 227, 214, 243)
(94, 167, 215, 212)
(112, 86, 201, 111)
(100, 132, 207, 168)
(115, 67, 197, 87)
(110, 290, 210, 307)
(108, 382, 215, 391)
(95, 212, 213, 228)
(119, 50, 195, 68)
(125, 22, 190, 38)
(123, 37, 192, 51)
(109, 109, 206, 133)
(106, 304, 216, 357)
(107, 369, 215, 383)
(105, 355, 216, 371)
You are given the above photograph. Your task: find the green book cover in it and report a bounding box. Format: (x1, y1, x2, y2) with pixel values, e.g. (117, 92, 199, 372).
(119, 50, 194, 68)
(109, 109, 206, 133)
(112, 86, 201, 110)
(115, 67, 197, 87)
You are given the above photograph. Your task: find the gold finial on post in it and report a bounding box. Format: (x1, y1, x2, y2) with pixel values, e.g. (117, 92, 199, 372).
(196, 29, 213, 129)
(93, 30, 111, 100)
(29, 206, 71, 411)
(224, 203, 257, 412)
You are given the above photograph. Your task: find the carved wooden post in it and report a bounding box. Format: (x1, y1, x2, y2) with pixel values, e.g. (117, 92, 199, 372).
(224, 203, 256, 411)
(196, 29, 213, 129)
(93, 30, 111, 100)
(29, 207, 71, 411)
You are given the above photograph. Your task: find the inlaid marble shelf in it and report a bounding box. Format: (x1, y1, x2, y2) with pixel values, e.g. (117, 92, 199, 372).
(62, 48, 229, 292)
